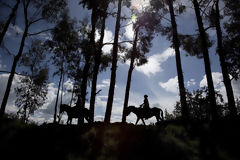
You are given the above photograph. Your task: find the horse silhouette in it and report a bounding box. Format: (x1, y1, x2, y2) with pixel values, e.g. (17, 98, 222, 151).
(59, 104, 90, 124)
(125, 105, 164, 125)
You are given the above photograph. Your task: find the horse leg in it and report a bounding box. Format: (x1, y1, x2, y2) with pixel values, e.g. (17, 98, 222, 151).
(155, 115, 160, 122)
(135, 118, 140, 125)
(67, 118, 70, 125)
(141, 118, 146, 126)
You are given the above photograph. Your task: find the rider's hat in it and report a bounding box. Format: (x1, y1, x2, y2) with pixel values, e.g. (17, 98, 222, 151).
(144, 94, 148, 98)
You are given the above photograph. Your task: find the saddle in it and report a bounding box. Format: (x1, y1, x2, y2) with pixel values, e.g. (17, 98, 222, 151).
(141, 107, 151, 119)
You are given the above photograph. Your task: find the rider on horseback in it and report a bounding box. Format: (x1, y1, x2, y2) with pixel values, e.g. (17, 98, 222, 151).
(140, 95, 150, 110)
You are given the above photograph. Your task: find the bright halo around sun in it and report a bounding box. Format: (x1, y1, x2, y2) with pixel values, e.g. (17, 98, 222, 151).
(132, 0, 150, 11)
(131, 0, 149, 22)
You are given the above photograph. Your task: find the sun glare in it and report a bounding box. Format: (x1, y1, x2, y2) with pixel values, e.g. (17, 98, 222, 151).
(132, 0, 150, 11)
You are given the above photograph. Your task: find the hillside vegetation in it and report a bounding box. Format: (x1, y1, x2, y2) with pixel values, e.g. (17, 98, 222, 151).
(1, 117, 240, 160)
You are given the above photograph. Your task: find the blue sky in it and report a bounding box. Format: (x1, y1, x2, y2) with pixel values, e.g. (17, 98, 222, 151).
(0, 0, 239, 124)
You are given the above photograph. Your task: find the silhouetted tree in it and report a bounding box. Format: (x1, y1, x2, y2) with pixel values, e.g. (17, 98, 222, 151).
(122, 28, 139, 123)
(89, 0, 110, 123)
(104, 0, 123, 123)
(15, 39, 48, 123)
(223, 0, 240, 80)
(0, 0, 66, 117)
(167, 0, 189, 121)
(105, 0, 131, 123)
(122, 11, 158, 123)
(192, 0, 218, 121)
(76, 0, 99, 124)
(46, 11, 79, 123)
(164, 109, 175, 120)
(210, 0, 237, 118)
(150, 0, 189, 121)
(0, 0, 20, 45)
(66, 20, 91, 108)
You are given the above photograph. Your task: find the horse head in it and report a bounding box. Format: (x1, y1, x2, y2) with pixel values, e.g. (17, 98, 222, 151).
(125, 106, 135, 116)
(59, 104, 69, 114)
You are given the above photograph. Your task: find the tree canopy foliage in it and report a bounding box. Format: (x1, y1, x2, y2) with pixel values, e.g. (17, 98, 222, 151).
(15, 40, 48, 123)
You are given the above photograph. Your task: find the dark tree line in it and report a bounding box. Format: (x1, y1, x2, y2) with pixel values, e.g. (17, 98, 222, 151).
(0, 0, 239, 123)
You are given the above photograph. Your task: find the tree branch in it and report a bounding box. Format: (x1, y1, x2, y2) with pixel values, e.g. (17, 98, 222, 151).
(103, 40, 133, 46)
(95, 89, 102, 95)
(27, 28, 53, 36)
(204, 25, 215, 31)
(29, 17, 45, 26)
(0, 70, 27, 77)
(200, 0, 214, 17)
(120, 22, 133, 28)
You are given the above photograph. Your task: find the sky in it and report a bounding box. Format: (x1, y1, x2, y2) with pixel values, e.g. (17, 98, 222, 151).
(0, 0, 239, 125)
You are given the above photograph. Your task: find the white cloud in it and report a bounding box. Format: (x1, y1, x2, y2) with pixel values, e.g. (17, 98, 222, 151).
(0, 64, 6, 69)
(135, 48, 175, 77)
(159, 76, 179, 94)
(0, 55, 7, 69)
(199, 72, 240, 101)
(41, 83, 57, 111)
(200, 72, 223, 89)
(159, 77, 196, 95)
(186, 78, 196, 87)
(124, 21, 134, 41)
(0, 74, 22, 113)
(97, 79, 110, 89)
(7, 24, 23, 36)
(232, 80, 240, 98)
(95, 29, 114, 54)
(132, 0, 150, 11)
(63, 79, 74, 91)
(103, 29, 114, 50)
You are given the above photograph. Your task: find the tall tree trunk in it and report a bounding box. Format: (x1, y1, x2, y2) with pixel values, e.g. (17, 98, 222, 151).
(104, 0, 122, 123)
(215, 0, 237, 118)
(122, 27, 139, 123)
(89, 10, 107, 123)
(168, 0, 189, 121)
(0, 24, 29, 117)
(60, 73, 64, 105)
(0, 0, 20, 45)
(53, 70, 63, 123)
(70, 80, 75, 107)
(23, 88, 30, 123)
(76, 7, 97, 124)
(23, 105, 27, 123)
(193, 0, 218, 121)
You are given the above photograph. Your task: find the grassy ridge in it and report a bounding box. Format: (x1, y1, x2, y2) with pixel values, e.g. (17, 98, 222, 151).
(0, 118, 240, 160)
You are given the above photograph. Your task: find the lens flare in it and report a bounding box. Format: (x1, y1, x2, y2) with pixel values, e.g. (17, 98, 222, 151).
(131, 14, 137, 22)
